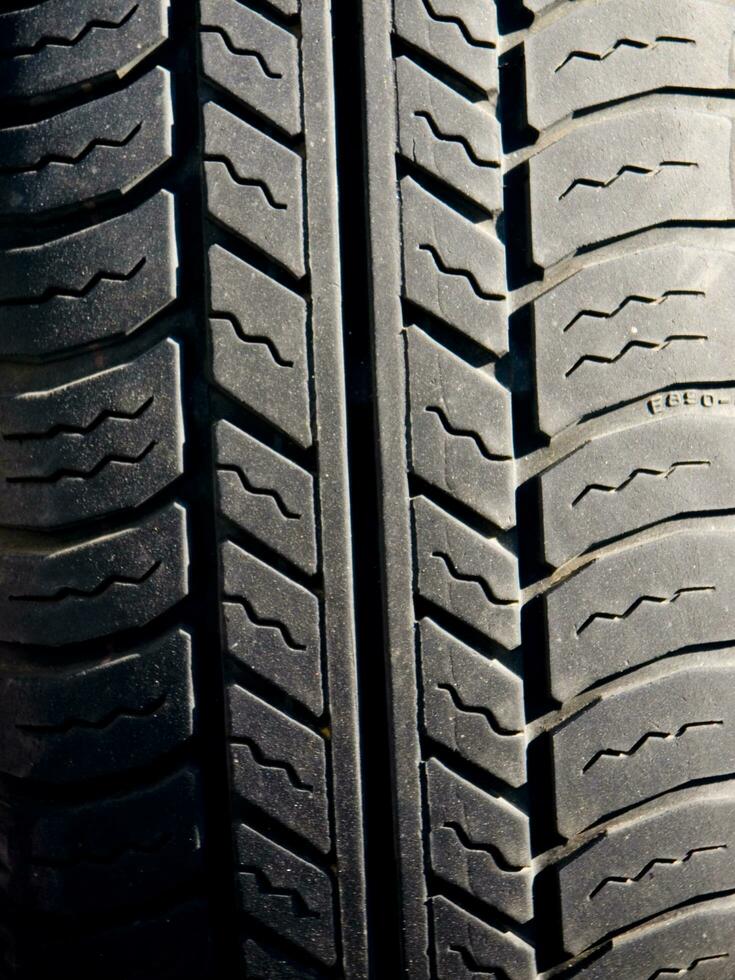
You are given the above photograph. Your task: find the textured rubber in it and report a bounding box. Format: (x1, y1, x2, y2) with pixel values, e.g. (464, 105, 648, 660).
(0, 1, 365, 978)
(3, 0, 734, 978)
(361, 0, 735, 978)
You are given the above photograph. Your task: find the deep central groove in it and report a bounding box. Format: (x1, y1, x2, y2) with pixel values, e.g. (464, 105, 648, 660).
(169, 3, 240, 976)
(496, 1, 552, 971)
(331, 2, 404, 975)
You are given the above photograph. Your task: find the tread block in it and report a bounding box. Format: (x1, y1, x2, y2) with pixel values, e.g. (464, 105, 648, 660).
(0, 502, 188, 646)
(552, 650, 735, 838)
(529, 108, 735, 267)
(221, 540, 323, 716)
(208, 245, 311, 448)
(395, 55, 501, 212)
(235, 823, 336, 966)
(401, 176, 508, 355)
(393, 0, 499, 93)
(0, 628, 193, 782)
(2, 769, 203, 913)
(533, 244, 735, 436)
(573, 894, 735, 980)
(557, 784, 735, 955)
(0, 339, 183, 527)
(406, 325, 514, 527)
(228, 684, 330, 854)
(426, 758, 532, 923)
(0, 192, 177, 358)
(204, 101, 305, 277)
(215, 419, 316, 575)
(0, 67, 172, 217)
(0, 0, 169, 101)
(200, 0, 301, 136)
(413, 495, 520, 650)
(431, 895, 535, 980)
(420, 618, 526, 786)
(544, 525, 735, 701)
(525, 0, 735, 130)
(540, 414, 735, 566)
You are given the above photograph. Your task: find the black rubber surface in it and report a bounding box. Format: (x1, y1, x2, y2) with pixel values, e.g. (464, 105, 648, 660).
(0, 1, 364, 977)
(1, 1, 734, 978)
(361, 0, 735, 978)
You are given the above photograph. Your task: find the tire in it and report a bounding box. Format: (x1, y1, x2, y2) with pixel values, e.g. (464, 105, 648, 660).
(0, 2, 365, 977)
(2, 1, 734, 978)
(361, 0, 735, 977)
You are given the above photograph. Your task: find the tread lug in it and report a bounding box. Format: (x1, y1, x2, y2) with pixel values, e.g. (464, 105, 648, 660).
(0, 68, 173, 217)
(0, 502, 188, 645)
